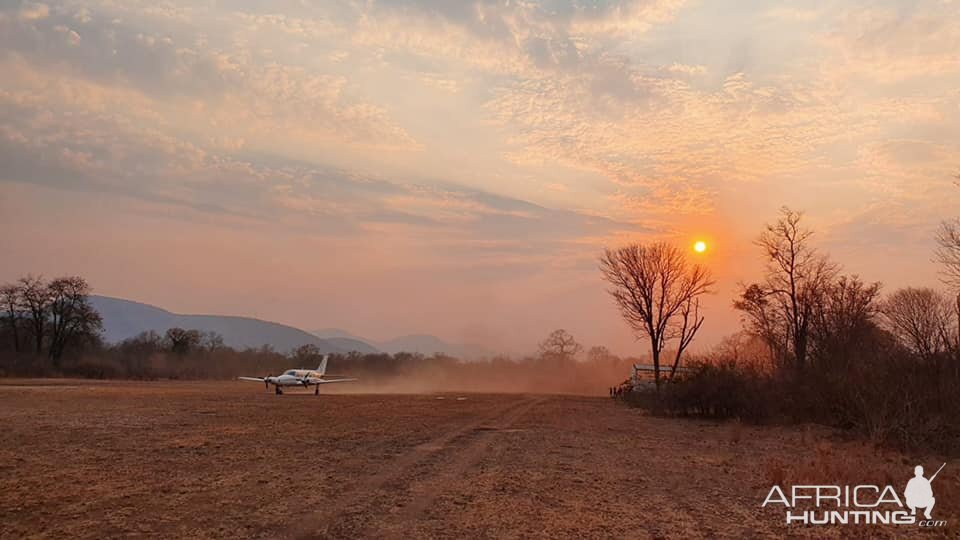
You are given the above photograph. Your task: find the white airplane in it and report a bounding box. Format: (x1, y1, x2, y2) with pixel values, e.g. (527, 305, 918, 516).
(238, 355, 356, 395)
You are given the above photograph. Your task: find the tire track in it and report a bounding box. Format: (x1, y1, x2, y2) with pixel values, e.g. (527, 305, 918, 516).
(368, 396, 546, 536)
(290, 395, 542, 539)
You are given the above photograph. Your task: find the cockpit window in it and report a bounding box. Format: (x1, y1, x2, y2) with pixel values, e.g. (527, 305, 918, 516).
(285, 370, 296, 376)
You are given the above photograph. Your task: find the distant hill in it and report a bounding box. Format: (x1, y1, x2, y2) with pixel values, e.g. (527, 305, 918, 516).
(307, 328, 381, 353)
(313, 329, 491, 359)
(87, 295, 485, 358)
(90, 296, 346, 354)
(377, 334, 492, 359)
(312, 328, 365, 340)
(323, 337, 380, 354)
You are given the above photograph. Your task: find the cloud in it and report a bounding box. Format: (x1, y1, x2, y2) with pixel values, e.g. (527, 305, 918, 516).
(764, 6, 822, 22)
(3, 0, 960, 353)
(484, 66, 885, 216)
(18, 2, 49, 20)
(418, 73, 461, 93)
(0, 3, 418, 151)
(348, 0, 687, 76)
(665, 63, 706, 76)
(822, 4, 960, 83)
(4, 0, 955, 231)
(0, 61, 629, 262)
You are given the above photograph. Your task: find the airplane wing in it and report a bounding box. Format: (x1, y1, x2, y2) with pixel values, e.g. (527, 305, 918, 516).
(304, 378, 357, 385)
(238, 377, 267, 382)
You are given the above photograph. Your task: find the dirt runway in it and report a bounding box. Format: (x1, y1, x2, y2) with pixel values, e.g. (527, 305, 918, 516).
(0, 380, 952, 538)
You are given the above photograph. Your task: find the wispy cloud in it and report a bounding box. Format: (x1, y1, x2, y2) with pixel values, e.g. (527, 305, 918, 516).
(1, 0, 958, 352)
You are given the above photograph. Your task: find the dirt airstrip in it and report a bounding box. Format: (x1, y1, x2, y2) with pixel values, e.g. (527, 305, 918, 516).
(0, 380, 954, 538)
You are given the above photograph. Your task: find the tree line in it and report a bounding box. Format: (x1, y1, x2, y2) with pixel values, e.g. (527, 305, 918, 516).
(600, 206, 960, 379)
(0, 275, 103, 366)
(0, 276, 628, 393)
(734, 207, 959, 370)
(601, 202, 960, 453)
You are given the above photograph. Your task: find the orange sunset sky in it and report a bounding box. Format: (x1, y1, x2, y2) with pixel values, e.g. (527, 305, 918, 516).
(1, 0, 958, 355)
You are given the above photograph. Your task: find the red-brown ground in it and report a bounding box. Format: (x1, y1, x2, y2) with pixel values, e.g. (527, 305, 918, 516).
(0, 380, 954, 538)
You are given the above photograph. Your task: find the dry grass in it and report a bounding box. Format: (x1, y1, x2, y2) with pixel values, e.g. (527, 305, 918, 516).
(1, 379, 952, 538)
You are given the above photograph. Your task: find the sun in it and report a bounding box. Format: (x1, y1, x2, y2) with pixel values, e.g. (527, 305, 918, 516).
(693, 240, 708, 254)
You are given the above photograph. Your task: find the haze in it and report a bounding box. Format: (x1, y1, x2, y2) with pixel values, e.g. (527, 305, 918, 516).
(1, 0, 957, 355)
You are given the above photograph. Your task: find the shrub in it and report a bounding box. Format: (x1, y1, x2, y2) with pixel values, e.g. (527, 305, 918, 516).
(627, 347, 960, 455)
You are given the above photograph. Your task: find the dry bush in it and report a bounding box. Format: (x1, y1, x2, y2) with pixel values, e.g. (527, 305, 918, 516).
(0, 351, 56, 377)
(655, 360, 776, 421)
(628, 335, 960, 455)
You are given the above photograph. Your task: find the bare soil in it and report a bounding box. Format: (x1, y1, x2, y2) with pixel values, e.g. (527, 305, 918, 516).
(0, 380, 954, 538)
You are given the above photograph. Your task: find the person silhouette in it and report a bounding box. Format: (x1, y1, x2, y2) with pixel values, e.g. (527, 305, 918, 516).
(904, 465, 936, 520)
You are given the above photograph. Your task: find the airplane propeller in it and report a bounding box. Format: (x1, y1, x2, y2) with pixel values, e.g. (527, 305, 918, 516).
(264, 375, 271, 391)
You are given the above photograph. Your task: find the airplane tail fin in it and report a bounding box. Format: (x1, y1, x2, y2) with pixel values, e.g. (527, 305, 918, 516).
(317, 354, 329, 376)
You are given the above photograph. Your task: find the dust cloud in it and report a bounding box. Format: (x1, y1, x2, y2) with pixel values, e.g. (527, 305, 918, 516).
(324, 356, 638, 396)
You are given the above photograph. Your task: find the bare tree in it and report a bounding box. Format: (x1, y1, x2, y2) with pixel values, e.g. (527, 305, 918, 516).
(936, 220, 960, 288)
(733, 283, 787, 362)
(291, 343, 322, 364)
(165, 328, 202, 356)
(935, 175, 960, 353)
(200, 331, 225, 352)
(880, 288, 955, 359)
(0, 283, 23, 352)
(810, 275, 882, 362)
(19, 275, 51, 354)
(669, 297, 704, 379)
(538, 329, 582, 361)
(600, 242, 713, 389)
(737, 207, 837, 371)
(586, 345, 618, 365)
(47, 276, 103, 365)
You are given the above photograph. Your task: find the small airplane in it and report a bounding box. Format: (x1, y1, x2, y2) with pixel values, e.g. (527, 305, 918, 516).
(238, 355, 356, 395)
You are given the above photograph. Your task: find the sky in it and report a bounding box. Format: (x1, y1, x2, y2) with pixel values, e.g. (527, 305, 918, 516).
(1, 0, 958, 356)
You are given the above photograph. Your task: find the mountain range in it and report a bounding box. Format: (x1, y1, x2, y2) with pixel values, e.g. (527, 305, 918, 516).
(90, 296, 491, 358)
(312, 328, 492, 359)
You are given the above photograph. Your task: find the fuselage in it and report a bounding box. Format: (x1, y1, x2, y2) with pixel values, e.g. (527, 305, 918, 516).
(267, 369, 321, 387)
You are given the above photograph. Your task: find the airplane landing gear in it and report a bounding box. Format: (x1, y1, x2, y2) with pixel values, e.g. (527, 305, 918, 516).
(275, 385, 283, 395)
(315, 385, 319, 396)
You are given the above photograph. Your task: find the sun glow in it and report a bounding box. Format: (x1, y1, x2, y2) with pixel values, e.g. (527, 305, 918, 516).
(694, 240, 708, 253)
